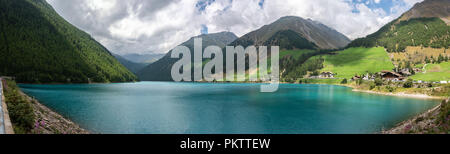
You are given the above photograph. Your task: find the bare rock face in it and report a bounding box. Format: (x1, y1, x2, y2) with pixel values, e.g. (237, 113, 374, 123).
(399, 0, 450, 25)
(231, 16, 351, 50)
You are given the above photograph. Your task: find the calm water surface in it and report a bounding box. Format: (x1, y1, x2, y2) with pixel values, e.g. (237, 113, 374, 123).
(19, 82, 440, 134)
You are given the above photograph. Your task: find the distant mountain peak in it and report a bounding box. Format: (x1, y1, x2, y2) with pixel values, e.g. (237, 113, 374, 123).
(231, 15, 350, 49)
(137, 31, 238, 81)
(398, 0, 450, 24)
(192, 31, 238, 45)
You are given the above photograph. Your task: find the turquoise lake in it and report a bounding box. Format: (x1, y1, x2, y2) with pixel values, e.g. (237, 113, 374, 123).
(19, 82, 440, 134)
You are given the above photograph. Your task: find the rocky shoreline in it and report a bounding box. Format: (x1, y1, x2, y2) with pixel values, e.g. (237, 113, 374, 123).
(19, 91, 90, 134)
(349, 85, 448, 134)
(383, 98, 449, 134)
(351, 88, 445, 100)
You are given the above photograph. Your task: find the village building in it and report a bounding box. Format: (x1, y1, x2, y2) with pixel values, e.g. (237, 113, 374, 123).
(352, 75, 361, 81)
(361, 73, 376, 81)
(319, 72, 335, 78)
(399, 68, 412, 76)
(380, 71, 405, 81)
(413, 68, 422, 73)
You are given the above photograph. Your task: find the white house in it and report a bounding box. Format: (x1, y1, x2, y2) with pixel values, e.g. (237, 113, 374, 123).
(319, 72, 335, 78)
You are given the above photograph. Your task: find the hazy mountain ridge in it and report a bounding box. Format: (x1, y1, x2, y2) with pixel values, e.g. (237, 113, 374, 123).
(113, 54, 148, 74)
(121, 53, 165, 64)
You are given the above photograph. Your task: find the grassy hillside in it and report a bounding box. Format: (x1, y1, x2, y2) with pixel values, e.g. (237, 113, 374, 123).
(390, 46, 449, 66)
(410, 62, 450, 81)
(349, 18, 449, 52)
(220, 49, 316, 81)
(315, 47, 395, 78)
(0, 0, 137, 83)
(280, 49, 331, 81)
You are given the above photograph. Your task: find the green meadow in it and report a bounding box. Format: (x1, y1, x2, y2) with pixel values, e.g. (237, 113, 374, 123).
(410, 62, 450, 82)
(204, 48, 397, 81)
(314, 47, 395, 78)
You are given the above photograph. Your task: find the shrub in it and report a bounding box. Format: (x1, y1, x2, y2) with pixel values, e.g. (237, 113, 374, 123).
(341, 79, 348, 84)
(437, 99, 450, 132)
(386, 86, 396, 92)
(403, 79, 414, 88)
(356, 78, 364, 85)
(4, 80, 35, 134)
(374, 78, 383, 86)
(311, 71, 320, 76)
(415, 117, 424, 123)
(369, 83, 376, 90)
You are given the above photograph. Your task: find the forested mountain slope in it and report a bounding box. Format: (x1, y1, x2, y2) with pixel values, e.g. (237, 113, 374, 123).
(0, 0, 137, 83)
(348, 0, 450, 52)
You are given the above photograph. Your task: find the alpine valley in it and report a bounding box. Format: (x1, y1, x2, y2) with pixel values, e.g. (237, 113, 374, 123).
(0, 0, 448, 135)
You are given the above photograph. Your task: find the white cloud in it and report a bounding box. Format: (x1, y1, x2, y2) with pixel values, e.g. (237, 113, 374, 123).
(403, 0, 423, 6)
(46, 0, 422, 55)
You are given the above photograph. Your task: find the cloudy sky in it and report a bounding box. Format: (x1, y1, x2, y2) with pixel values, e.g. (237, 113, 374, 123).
(46, 0, 423, 55)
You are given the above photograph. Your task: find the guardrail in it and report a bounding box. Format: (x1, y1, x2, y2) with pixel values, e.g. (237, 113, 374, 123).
(0, 77, 4, 134)
(0, 78, 14, 134)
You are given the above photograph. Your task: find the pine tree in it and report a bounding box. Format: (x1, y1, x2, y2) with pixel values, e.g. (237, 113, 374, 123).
(437, 54, 444, 63)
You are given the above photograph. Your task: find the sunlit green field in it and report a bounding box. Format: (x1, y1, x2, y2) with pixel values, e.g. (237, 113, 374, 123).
(316, 47, 395, 78)
(410, 62, 450, 82)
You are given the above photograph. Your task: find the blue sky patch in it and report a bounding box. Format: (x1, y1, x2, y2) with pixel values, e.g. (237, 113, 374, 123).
(259, 0, 265, 8)
(196, 0, 216, 12)
(201, 24, 209, 34)
(348, 0, 408, 15)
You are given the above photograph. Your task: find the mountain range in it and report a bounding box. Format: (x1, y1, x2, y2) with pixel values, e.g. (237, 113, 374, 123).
(138, 16, 351, 81)
(112, 54, 148, 74)
(120, 53, 165, 64)
(137, 32, 238, 81)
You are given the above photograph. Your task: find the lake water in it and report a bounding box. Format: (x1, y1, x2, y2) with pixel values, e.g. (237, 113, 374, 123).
(19, 82, 440, 134)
